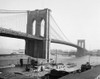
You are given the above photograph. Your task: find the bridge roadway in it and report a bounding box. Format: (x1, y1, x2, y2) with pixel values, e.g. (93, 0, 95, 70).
(51, 39, 82, 49)
(0, 27, 43, 40)
(0, 27, 83, 49)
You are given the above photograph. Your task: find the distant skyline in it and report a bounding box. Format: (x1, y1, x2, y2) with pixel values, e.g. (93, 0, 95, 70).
(0, 0, 100, 51)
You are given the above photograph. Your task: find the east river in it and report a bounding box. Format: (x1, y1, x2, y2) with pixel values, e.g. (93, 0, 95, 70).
(50, 55, 100, 69)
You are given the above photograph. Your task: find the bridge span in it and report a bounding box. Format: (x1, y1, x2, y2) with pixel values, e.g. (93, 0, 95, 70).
(0, 27, 83, 49)
(0, 8, 86, 61)
(0, 26, 86, 57)
(0, 27, 44, 40)
(51, 39, 82, 49)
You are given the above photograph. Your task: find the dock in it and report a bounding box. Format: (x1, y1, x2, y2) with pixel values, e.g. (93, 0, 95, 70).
(60, 65, 100, 79)
(0, 65, 49, 79)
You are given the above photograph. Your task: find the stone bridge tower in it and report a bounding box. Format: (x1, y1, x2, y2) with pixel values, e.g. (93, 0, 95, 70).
(77, 40, 85, 49)
(25, 9, 51, 61)
(76, 40, 86, 57)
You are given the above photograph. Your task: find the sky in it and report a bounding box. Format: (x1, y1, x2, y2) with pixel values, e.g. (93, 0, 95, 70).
(0, 0, 100, 51)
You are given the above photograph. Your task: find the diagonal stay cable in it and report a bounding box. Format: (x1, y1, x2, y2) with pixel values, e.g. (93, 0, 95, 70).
(50, 25, 65, 40)
(50, 14, 71, 42)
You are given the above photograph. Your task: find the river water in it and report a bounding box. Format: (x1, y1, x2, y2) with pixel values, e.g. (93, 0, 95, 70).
(0, 54, 100, 70)
(50, 55, 100, 69)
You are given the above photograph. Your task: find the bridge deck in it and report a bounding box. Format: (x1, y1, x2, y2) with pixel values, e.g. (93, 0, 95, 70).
(0, 27, 44, 40)
(51, 39, 83, 49)
(0, 27, 86, 52)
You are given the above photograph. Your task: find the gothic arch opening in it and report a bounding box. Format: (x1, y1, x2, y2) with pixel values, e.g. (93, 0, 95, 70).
(32, 20, 36, 35)
(40, 19, 45, 37)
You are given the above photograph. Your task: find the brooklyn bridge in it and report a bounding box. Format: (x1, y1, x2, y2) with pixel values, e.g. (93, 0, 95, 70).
(0, 8, 87, 61)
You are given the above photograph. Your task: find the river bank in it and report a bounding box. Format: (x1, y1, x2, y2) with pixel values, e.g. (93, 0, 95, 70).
(0, 54, 100, 79)
(0, 54, 100, 68)
(60, 65, 100, 79)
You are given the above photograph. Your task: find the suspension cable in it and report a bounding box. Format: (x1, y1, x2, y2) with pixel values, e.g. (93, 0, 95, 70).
(50, 14, 71, 42)
(0, 9, 27, 14)
(50, 25, 65, 40)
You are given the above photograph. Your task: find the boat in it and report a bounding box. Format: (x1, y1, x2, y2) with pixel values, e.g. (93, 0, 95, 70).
(66, 62, 77, 68)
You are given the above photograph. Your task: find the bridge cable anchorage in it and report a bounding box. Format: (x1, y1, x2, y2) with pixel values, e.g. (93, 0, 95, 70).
(50, 14, 71, 42)
(0, 9, 27, 14)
